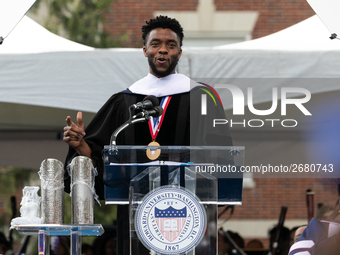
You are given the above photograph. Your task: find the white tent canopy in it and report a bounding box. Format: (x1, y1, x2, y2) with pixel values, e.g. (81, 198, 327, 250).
(0, 16, 148, 113)
(1, 15, 340, 114)
(306, 0, 340, 36)
(0, 16, 94, 53)
(0, 0, 36, 40)
(184, 15, 340, 109)
(187, 15, 340, 82)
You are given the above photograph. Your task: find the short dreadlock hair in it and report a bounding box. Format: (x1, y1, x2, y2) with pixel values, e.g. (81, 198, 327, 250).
(142, 16, 184, 46)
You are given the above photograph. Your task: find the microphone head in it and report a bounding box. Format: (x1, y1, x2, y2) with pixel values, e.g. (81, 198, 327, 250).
(143, 95, 159, 107)
(152, 106, 163, 117)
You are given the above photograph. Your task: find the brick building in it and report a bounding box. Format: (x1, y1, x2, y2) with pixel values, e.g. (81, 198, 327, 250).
(104, 0, 315, 47)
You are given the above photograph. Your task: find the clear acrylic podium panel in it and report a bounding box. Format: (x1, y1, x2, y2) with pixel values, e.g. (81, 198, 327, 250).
(129, 164, 218, 255)
(103, 146, 245, 205)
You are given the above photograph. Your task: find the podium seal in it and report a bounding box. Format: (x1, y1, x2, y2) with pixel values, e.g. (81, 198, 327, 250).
(135, 186, 206, 254)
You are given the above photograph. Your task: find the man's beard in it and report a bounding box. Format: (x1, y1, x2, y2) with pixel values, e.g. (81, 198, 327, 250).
(149, 57, 179, 78)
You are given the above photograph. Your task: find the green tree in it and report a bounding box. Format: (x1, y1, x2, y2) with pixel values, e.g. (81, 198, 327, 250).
(35, 0, 127, 48)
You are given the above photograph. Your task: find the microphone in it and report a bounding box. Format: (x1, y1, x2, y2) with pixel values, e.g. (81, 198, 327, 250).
(130, 95, 159, 109)
(135, 106, 164, 118)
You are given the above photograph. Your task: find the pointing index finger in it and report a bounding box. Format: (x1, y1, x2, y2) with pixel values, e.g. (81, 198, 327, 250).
(77, 111, 83, 126)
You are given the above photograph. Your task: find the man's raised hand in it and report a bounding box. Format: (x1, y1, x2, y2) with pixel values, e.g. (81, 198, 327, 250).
(63, 112, 86, 148)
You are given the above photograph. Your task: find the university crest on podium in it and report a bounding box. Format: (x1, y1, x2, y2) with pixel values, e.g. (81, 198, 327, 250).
(135, 187, 206, 255)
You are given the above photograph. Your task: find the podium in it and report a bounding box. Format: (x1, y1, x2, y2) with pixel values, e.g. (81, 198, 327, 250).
(103, 146, 244, 255)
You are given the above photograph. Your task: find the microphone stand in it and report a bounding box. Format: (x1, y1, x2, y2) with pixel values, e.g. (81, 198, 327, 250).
(109, 111, 152, 154)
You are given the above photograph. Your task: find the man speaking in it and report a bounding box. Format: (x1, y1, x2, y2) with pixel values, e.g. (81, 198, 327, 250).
(63, 16, 232, 254)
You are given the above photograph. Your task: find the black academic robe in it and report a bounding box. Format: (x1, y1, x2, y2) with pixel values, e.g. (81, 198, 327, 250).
(64, 88, 232, 198)
(64, 86, 232, 255)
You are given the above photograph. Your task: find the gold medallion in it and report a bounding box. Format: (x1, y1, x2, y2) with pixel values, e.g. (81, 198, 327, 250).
(146, 141, 161, 160)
